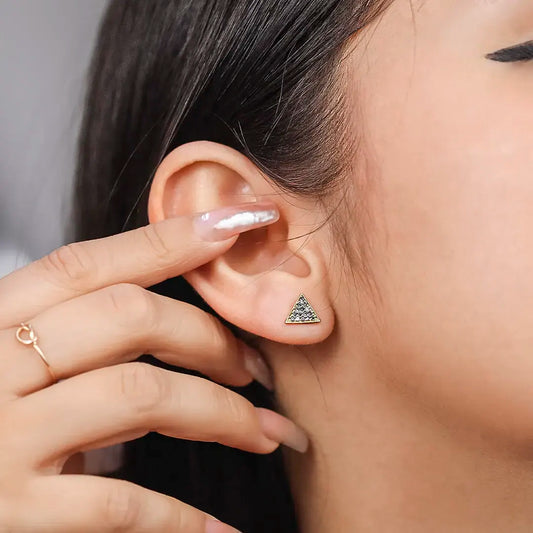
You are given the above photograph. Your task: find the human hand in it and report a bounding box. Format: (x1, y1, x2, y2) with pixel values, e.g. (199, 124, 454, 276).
(0, 201, 308, 532)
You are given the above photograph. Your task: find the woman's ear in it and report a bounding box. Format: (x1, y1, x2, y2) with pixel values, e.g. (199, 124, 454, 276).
(147, 140, 334, 344)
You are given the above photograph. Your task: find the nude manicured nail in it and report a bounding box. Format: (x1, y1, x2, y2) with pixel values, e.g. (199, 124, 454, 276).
(205, 517, 242, 533)
(240, 341, 274, 391)
(255, 407, 309, 453)
(193, 202, 279, 241)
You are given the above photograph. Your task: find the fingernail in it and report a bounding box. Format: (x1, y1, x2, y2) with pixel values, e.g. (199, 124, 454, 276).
(255, 407, 309, 453)
(205, 516, 243, 533)
(193, 201, 279, 242)
(240, 341, 275, 391)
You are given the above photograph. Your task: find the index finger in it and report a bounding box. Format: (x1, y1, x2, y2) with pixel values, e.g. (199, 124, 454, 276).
(0, 201, 279, 327)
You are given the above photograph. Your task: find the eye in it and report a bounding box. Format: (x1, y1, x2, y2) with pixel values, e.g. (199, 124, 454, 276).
(485, 40, 533, 62)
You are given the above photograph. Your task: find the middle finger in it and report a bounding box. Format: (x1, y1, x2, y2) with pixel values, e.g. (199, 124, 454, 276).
(0, 283, 272, 397)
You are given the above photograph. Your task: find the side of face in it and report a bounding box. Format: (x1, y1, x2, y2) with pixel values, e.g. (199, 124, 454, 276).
(343, 0, 533, 450)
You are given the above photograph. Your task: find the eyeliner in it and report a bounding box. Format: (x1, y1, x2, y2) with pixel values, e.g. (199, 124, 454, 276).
(485, 40, 533, 62)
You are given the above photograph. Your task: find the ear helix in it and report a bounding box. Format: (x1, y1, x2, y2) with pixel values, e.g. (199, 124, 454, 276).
(285, 294, 321, 324)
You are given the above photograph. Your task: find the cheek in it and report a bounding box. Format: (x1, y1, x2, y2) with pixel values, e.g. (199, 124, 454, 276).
(359, 49, 533, 450)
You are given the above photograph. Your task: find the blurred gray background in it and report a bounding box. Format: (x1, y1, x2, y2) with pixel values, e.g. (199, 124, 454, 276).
(0, 0, 107, 277)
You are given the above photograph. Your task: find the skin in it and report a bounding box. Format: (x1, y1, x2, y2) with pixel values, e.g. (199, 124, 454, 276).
(149, 0, 533, 530)
(2, 0, 530, 530)
(0, 209, 308, 532)
(275, 0, 533, 531)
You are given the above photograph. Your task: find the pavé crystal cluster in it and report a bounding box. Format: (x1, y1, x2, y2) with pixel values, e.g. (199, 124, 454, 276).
(285, 294, 321, 324)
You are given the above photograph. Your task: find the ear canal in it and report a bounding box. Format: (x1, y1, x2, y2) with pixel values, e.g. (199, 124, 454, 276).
(285, 294, 321, 324)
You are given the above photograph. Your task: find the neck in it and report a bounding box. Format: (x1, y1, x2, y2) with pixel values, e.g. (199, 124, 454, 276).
(262, 337, 533, 533)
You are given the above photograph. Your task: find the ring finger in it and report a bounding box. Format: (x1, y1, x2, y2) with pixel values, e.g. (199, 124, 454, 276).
(3, 362, 307, 472)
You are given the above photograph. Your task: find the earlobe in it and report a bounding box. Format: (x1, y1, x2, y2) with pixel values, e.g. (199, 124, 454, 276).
(184, 244, 334, 345)
(147, 140, 335, 345)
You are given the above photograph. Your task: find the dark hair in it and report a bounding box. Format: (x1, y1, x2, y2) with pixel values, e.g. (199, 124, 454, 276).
(70, 0, 392, 530)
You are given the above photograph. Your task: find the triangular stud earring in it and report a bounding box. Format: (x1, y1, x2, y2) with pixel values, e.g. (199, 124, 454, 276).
(285, 294, 321, 324)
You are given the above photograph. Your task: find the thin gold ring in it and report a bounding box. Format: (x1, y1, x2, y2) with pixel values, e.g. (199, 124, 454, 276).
(15, 322, 57, 383)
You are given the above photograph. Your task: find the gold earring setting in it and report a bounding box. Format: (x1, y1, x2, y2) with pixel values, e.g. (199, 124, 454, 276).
(285, 294, 321, 324)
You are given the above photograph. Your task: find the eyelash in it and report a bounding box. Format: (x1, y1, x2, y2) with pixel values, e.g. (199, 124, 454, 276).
(485, 40, 533, 63)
